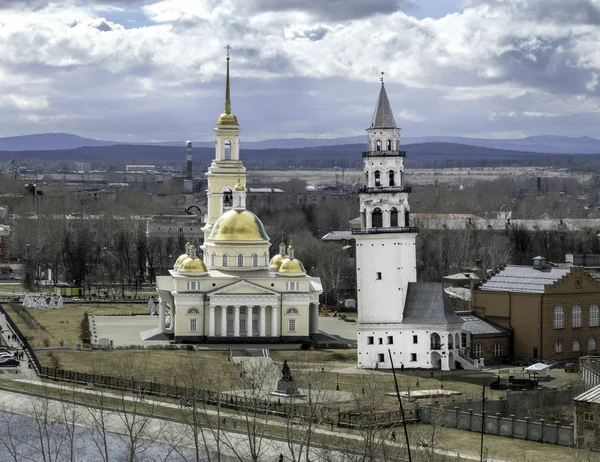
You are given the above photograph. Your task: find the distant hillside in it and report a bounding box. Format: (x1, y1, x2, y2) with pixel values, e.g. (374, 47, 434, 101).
(4, 132, 600, 154)
(0, 142, 565, 169)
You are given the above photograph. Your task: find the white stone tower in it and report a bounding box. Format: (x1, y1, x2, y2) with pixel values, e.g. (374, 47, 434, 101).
(202, 46, 246, 245)
(354, 77, 418, 327)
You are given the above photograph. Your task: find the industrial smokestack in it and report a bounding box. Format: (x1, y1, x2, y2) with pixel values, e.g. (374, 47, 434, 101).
(186, 140, 193, 180)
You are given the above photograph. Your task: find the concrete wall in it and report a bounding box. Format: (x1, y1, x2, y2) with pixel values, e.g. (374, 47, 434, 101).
(419, 406, 574, 446)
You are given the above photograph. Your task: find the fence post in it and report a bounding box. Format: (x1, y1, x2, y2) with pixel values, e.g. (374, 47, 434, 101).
(555, 421, 560, 445)
(525, 417, 530, 440)
(496, 413, 501, 435)
(455, 407, 459, 427)
(510, 414, 515, 438)
(468, 408, 473, 431)
(540, 419, 545, 443)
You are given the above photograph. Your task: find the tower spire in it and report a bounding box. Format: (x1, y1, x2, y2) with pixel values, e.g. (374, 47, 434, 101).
(225, 44, 232, 115)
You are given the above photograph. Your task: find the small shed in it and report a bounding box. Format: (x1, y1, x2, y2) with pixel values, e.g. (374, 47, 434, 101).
(525, 363, 550, 377)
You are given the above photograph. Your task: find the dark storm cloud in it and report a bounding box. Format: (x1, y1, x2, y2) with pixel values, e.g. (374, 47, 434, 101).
(468, 0, 600, 25)
(249, 0, 415, 21)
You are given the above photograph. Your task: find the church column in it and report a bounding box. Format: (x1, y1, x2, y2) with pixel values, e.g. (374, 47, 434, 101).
(234, 306, 240, 337)
(366, 208, 372, 229)
(247, 306, 253, 337)
(309, 304, 319, 334)
(259, 306, 266, 337)
(271, 306, 278, 337)
(221, 306, 227, 336)
(208, 305, 215, 337)
(158, 301, 166, 333)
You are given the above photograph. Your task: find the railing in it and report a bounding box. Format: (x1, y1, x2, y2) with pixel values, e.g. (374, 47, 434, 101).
(430, 344, 442, 350)
(352, 226, 419, 235)
(358, 186, 411, 194)
(362, 150, 406, 158)
(0, 303, 42, 374)
(338, 409, 418, 428)
(458, 349, 476, 365)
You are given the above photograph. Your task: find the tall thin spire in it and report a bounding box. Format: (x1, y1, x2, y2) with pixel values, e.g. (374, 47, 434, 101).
(225, 44, 232, 115)
(370, 74, 397, 129)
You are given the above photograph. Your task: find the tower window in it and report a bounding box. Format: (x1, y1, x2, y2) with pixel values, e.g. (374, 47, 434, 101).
(252, 253, 258, 267)
(386, 140, 392, 151)
(365, 171, 369, 187)
(237, 254, 244, 267)
(372, 208, 383, 228)
(390, 208, 398, 227)
(376, 140, 381, 151)
(388, 170, 395, 186)
(223, 189, 232, 208)
(222, 254, 228, 267)
(224, 140, 231, 160)
(374, 170, 381, 187)
(376, 272, 382, 280)
(404, 210, 410, 227)
(211, 253, 215, 267)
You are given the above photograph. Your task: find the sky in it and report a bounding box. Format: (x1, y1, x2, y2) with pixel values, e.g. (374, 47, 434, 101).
(1, 0, 600, 142)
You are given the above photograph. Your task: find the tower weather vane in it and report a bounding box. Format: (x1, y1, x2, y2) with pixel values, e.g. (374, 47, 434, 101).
(225, 44, 232, 57)
(380, 71, 385, 84)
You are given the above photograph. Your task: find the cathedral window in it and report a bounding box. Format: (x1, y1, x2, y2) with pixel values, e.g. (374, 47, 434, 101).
(240, 307, 247, 315)
(189, 319, 197, 332)
(404, 210, 410, 227)
(237, 254, 244, 267)
(288, 319, 296, 332)
(374, 170, 381, 187)
(187, 307, 200, 314)
(224, 140, 231, 160)
(365, 172, 369, 187)
(186, 281, 199, 291)
(388, 170, 395, 186)
(372, 208, 383, 228)
(376, 140, 381, 151)
(386, 140, 392, 151)
(264, 252, 268, 266)
(211, 253, 215, 267)
(390, 208, 398, 227)
(222, 254, 228, 267)
(285, 307, 299, 315)
(252, 253, 258, 267)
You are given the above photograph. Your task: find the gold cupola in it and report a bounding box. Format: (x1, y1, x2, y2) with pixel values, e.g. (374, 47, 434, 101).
(269, 242, 287, 271)
(216, 48, 239, 127)
(178, 255, 208, 275)
(277, 243, 306, 276)
(174, 241, 195, 270)
(208, 209, 269, 242)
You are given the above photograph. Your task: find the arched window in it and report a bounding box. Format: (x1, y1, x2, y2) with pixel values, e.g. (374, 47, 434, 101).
(237, 254, 244, 267)
(590, 304, 599, 327)
(361, 210, 366, 228)
(211, 253, 215, 267)
(374, 170, 381, 187)
(376, 140, 381, 151)
(252, 254, 258, 267)
(573, 339, 581, 352)
(365, 171, 369, 187)
(554, 340, 563, 353)
(386, 140, 392, 151)
(372, 208, 383, 228)
(390, 208, 398, 227)
(448, 334, 454, 349)
(404, 210, 410, 227)
(430, 333, 441, 349)
(224, 140, 231, 160)
(223, 189, 233, 207)
(187, 307, 200, 315)
(455, 333, 460, 349)
(572, 305, 582, 328)
(388, 170, 395, 186)
(264, 252, 268, 266)
(285, 307, 299, 315)
(554, 305, 564, 329)
(474, 343, 483, 358)
(222, 254, 228, 267)
(589, 337, 598, 353)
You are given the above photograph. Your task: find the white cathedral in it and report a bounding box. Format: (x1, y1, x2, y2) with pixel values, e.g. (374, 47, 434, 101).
(355, 80, 468, 371)
(155, 54, 322, 343)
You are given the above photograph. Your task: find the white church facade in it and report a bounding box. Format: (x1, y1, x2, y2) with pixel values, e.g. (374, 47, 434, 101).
(155, 53, 322, 344)
(355, 79, 473, 371)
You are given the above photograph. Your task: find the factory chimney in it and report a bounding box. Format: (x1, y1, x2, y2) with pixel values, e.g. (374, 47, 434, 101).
(186, 140, 193, 180)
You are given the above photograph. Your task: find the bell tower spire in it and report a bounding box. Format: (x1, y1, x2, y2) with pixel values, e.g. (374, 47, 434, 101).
(202, 46, 245, 246)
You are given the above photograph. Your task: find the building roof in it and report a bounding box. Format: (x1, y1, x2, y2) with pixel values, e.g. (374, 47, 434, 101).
(458, 313, 511, 335)
(574, 383, 600, 404)
(370, 83, 397, 129)
(403, 282, 464, 325)
(477, 265, 570, 294)
(322, 231, 353, 241)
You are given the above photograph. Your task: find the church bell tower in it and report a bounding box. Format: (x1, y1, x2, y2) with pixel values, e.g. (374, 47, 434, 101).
(354, 75, 418, 326)
(202, 46, 247, 244)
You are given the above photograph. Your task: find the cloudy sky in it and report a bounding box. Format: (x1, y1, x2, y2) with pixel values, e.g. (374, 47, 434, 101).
(1, 0, 600, 142)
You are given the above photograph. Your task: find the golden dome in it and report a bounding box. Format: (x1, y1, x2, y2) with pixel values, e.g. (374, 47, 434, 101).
(233, 181, 244, 191)
(179, 257, 207, 274)
(209, 209, 269, 242)
(278, 257, 306, 275)
(174, 253, 189, 270)
(217, 112, 238, 126)
(269, 253, 285, 271)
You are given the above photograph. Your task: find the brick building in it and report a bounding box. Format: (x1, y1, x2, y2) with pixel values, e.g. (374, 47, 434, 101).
(472, 256, 600, 361)
(573, 384, 600, 450)
(458, 312, 512, 365)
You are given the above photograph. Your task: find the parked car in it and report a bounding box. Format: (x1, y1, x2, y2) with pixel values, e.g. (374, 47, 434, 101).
(565, 362, 579, 373)
(0, 352, 15, 360)
(0, 358, 20, 367)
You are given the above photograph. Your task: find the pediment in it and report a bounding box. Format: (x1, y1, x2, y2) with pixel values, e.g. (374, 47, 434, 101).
(546, 267, 600, 294)
(210, 280, 279, 297)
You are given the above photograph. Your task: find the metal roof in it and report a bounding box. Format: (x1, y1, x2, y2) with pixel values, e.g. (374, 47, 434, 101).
(370, 84, 397, 129)
(574, 383, 600, 404)
(458, 313, 511, 335)
(478, 265, 570, 294)
(322, 231, 353, 241)
(403, 282, 464, 325)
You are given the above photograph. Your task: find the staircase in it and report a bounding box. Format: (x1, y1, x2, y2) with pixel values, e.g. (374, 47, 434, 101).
(456, 349, 483, 370)
(580, 356, 600, 390)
